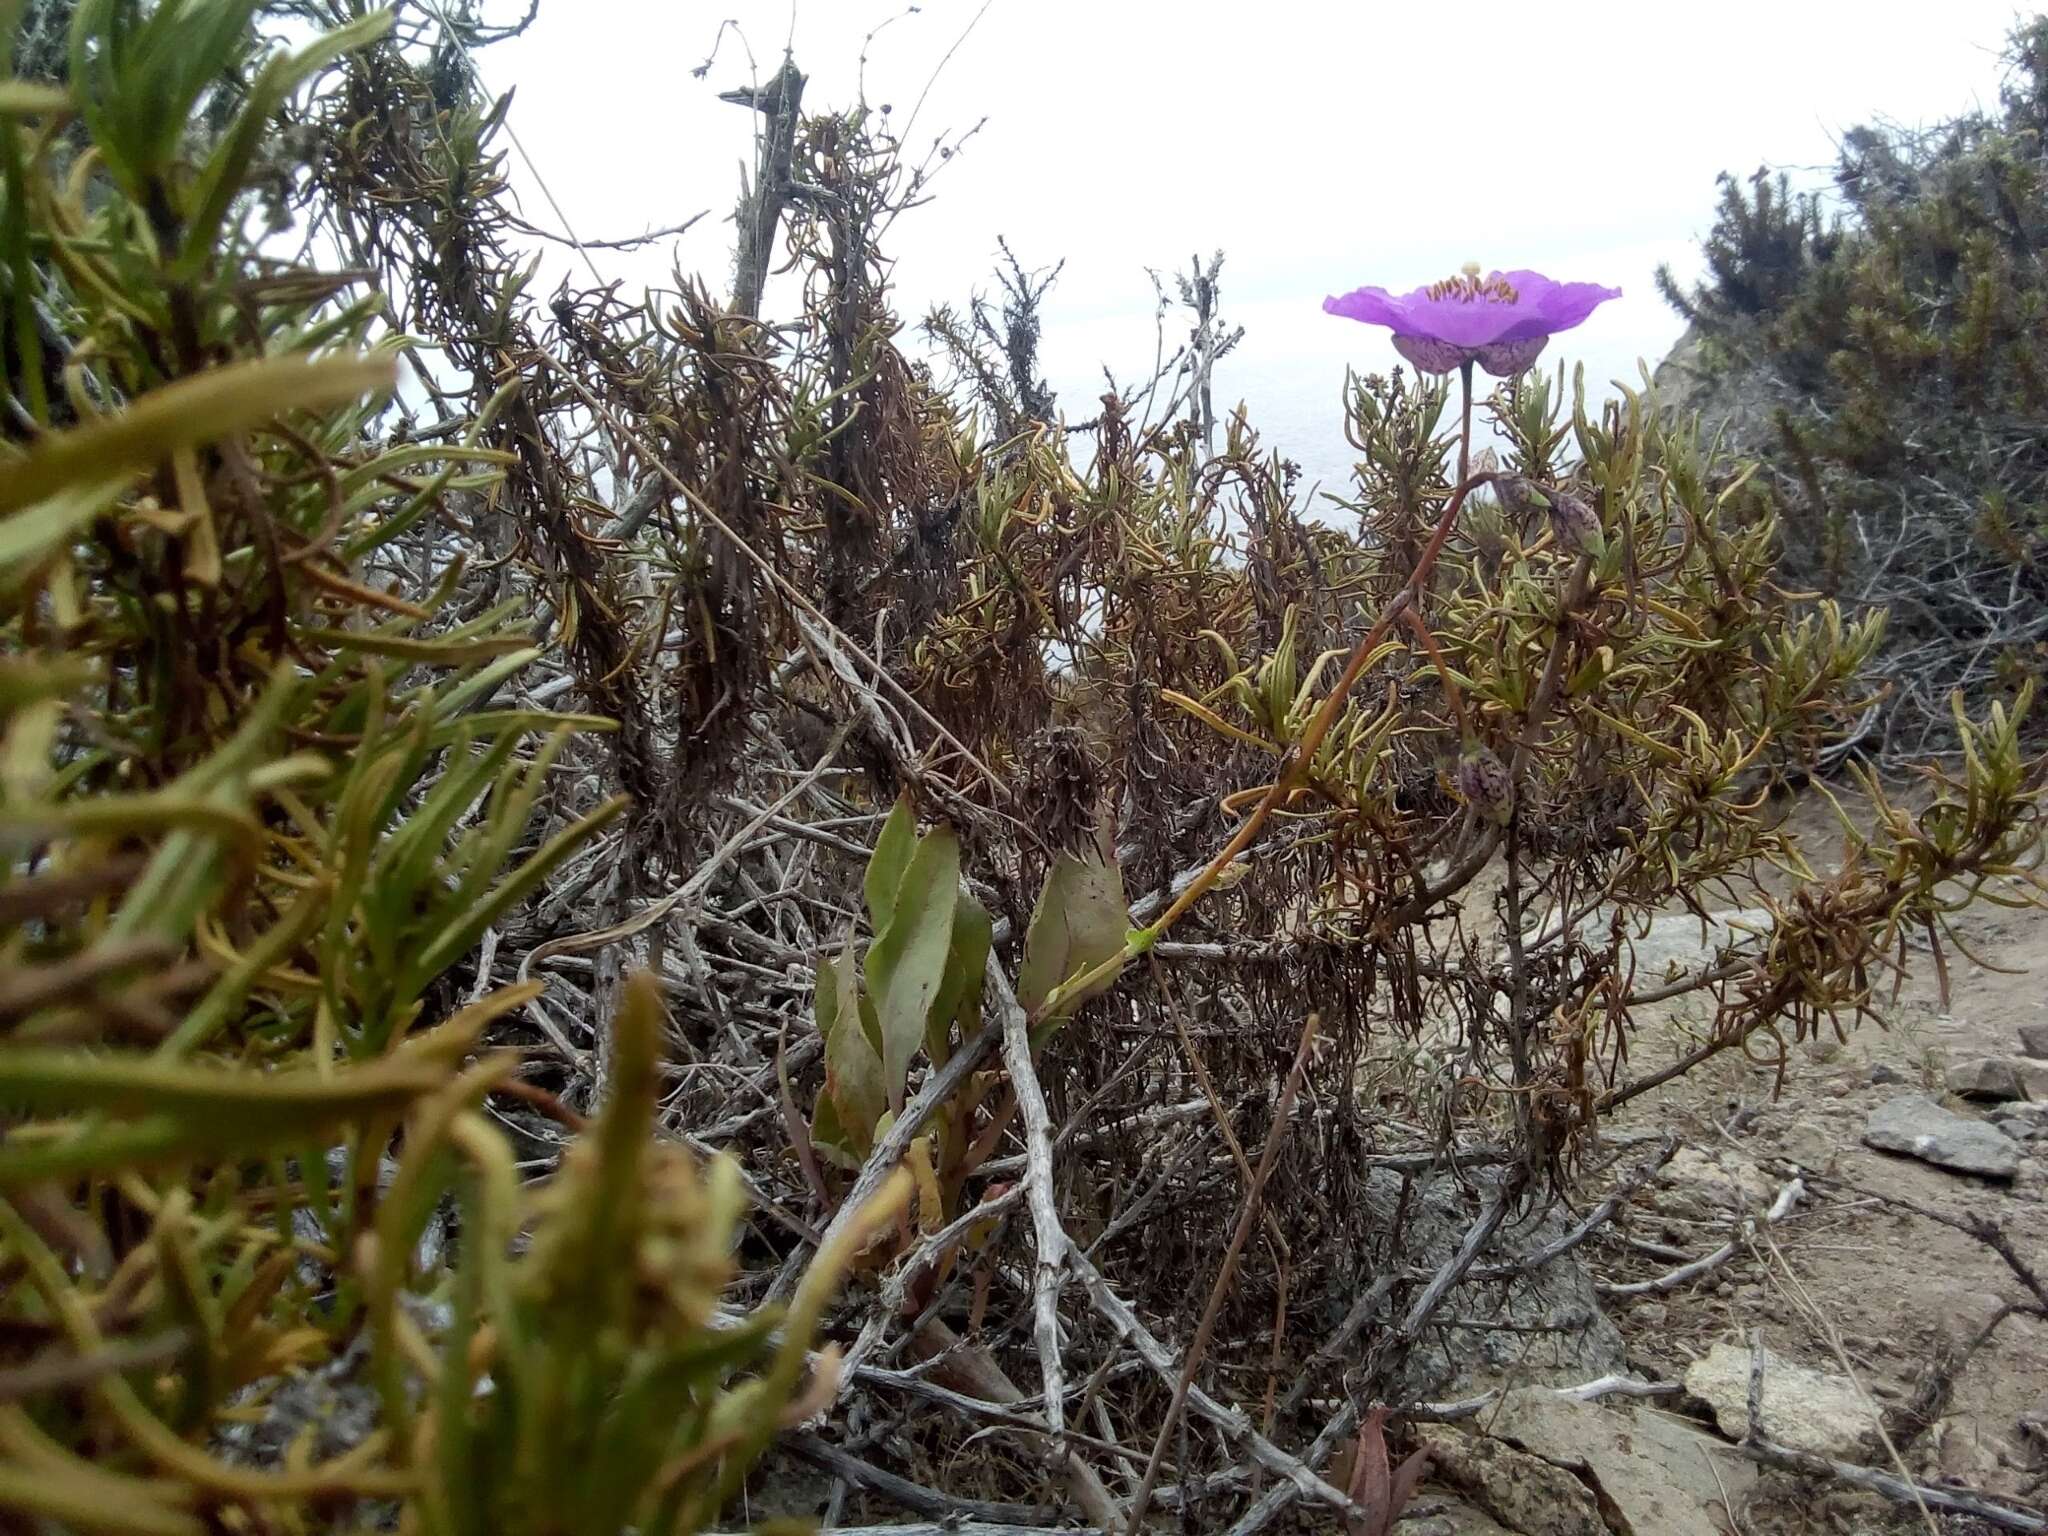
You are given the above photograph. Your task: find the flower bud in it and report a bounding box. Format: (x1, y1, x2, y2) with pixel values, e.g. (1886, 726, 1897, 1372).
(1496, 475, 1542, 521)
(1390, 334, 1473, 376)
(1475, 336, 1549, 377)
(1546, 488, 1604, 558)
(1454, 743, 1515, 826)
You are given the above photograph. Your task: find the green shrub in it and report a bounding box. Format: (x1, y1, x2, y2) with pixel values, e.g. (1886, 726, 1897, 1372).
(1658, 17, 2048, 755)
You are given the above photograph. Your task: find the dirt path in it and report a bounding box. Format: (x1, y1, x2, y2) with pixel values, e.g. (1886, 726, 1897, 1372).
(1387, 781, 2045, 1535)
(1580, 787, 2047, 1532)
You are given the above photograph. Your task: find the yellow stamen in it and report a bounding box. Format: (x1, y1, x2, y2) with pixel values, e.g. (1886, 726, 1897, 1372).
(1424, 266, 1520, 305)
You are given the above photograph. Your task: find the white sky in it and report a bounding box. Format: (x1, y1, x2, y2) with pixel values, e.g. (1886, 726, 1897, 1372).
(486, 0, 2027, 488)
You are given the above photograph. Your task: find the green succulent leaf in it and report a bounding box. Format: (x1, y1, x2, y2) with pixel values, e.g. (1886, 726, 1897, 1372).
(863, 823, 961, 1111)
(1019, 850, 1130, 1024)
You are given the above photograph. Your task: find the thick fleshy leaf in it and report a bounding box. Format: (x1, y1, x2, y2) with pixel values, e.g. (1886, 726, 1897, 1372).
(819, 946, 886, 1143)
(809, 1088, 864, 1172)
(1345, 1407, 1393, 1536)
(926, 890, 992, 1067)
(1018, 850, 1129, 1022)
(813, 940, 846, 1044)
(864, 792, 917, 933)
(864, 826, 960, 1111)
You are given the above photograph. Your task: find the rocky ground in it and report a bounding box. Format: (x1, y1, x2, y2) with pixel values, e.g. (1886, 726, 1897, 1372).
(1404, 786, 2048, 1535)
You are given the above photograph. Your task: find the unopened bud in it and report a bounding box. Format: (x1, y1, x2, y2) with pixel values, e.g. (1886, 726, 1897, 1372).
(1454, 744, 1515, 826)
(1546, 488, 1604, 558)
(1496, 475, 1542, 521)
(1475, 336, 1549, 377)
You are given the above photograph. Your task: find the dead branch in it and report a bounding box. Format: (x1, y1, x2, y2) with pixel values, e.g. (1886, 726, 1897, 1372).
(1599, 1178, 1805, 1297)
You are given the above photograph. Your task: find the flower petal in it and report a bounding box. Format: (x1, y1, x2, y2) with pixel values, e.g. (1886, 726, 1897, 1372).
(1324, 287, 1413, 330)
(1326, 272, 1622, 348)
(1486, 271, 1623, 343)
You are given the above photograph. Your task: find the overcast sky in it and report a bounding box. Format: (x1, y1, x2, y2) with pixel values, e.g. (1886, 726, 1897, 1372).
(486, 1, 2027, 489)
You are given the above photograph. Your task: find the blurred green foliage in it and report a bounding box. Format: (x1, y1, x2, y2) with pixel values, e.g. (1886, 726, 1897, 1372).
(0, 4, 887, 1531)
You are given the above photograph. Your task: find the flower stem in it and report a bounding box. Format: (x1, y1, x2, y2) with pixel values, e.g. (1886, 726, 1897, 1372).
(1035, 467, 1500, 1022)
(1457, 356, 1474, 488)
(1399, 603, 1468, 738)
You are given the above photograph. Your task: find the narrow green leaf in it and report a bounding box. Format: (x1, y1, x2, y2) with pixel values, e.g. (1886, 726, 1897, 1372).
(0, 473, 132, 574)
(297, 628, 531, 664)
(406, 794, 629, 986)
(177, 9, 395, 275)
(0, 353, 396, 517)
(0, 81, 71, 115)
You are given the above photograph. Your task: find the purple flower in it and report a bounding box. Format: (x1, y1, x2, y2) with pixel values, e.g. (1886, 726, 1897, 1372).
(1325, 265, 1621, 376)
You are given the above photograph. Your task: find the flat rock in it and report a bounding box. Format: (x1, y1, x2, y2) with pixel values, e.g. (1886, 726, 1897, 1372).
(1933, 1417, 2015, 1490)
(1863, 1094, 2021, 1179)
(2018, 1391, 2048, 1449)
(1684, 1341, 1882, 1458)
(1487, 1389, 1757, 1536)
(1323, 1171, 1627, 1403)
(1947, 1055, 2048, 1102)
(1655, 1147, 1777, 1219)
(1776, 1118, 1843, 1174)
(2018, 1021, 2048, 1060)
(1401, 1503, 1519, 1536)
(1416, 1424, 1606, 1536)
(1537, 906, 1773, 986)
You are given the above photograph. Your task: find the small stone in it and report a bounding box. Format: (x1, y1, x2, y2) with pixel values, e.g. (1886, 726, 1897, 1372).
(2018, 1391, 2048, 1447)
(1778, 1121, 1839, 1172)
(2017, 1021, 2048, 1059)
(1870, 1062, 1907, 1086)
(1991, 1102, 2048, 1141)
(1863, 1094, 2021, 1179)
(1948, 1057, 2027, 1101)
(1632, 1301, 1669, 1327)
(1933, 1417, 2013, 1487)
(1658, 1147, 1774, 1214)
(1684, 1341, 1883, 1458)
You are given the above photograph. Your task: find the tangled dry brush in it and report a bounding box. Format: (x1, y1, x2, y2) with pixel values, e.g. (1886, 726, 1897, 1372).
(1, 4, 2044, 1534)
